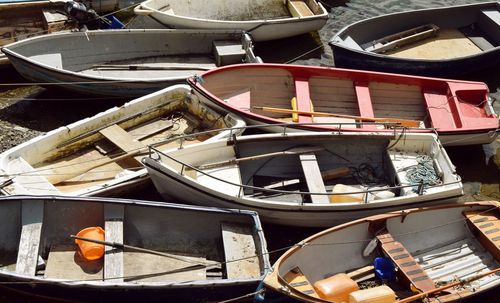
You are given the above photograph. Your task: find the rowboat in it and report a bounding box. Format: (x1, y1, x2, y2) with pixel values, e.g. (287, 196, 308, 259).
(1, 29, 262, 96)
(143, 131, 463, 227)
(0, 84, 245, 197)
(0, 195, 269, 302)
(263, 201, 500, 303)
(0, 0, 123, 67)
(187, 63, 499, 146)
(329, 2, 500, 78)
(134, 0, 328, 41)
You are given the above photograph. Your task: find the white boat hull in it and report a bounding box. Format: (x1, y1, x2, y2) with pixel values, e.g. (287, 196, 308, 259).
(135, 0, 328, 41)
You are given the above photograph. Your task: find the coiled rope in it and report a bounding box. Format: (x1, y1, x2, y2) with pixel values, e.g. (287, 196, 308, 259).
(404, 155, 441, 186)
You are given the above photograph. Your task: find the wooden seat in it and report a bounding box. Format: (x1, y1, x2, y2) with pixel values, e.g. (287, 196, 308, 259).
(294, 77, 313, 123)
(16, 200, 44, 276)
(463, 210, 500, 262)
(423, 90, 461, 130)
(300, 153, 329, 204)
(104, 204, 124, 282)
(8, 157, 59, 195)
(284, 266, 320, 298)
(288, 0, 314, 18)
(376, 231, 435, 292)
(221, 222, 260, 279)
(99, 124, 146, 166)
(354, 81, 378, 129)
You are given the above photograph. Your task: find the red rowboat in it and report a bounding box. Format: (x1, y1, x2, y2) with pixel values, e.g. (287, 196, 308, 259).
(187, 63, 499, 146)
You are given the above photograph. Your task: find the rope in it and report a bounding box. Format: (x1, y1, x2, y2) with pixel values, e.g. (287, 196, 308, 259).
(403, 155, 441, 187)
(217, 289, 265, 303)
(284, 44, 323, 64)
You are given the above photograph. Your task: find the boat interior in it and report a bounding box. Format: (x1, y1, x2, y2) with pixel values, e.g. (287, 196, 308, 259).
(198, 66, 493, 132)
(164, 132, 458, 204)
(0, 2, 73, 48)
(144, 0, 324, 20)
(10, 31, 260, 79)
(277, 204, 500, 301)
(0, 87, 239, 196)
(0, 198, 265, 283)
(337, 3, 500, 59)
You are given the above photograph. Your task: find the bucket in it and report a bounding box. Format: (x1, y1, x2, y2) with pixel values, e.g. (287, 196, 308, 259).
(74, 226, 105, 261)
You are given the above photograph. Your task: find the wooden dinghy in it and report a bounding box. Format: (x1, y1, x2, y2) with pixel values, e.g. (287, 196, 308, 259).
(1, 29, 262, 96)
(187, 63, 499, 146)
(143, 131, 463, 227)
(263, 201, 500, 303)
(0, 195, 269, 302)
(134, 0, 328, 41)
(0, 84, 245, 197)
(329, 2, 500, 78)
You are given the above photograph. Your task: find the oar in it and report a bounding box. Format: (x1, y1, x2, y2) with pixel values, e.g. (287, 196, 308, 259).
(92, 64, 212, 71)
(253, 106, 421, 128)
(70, 235, 220, 269)
(398, 267, 500, 303)
(45, 148, 148, 185)
(197, 146, 324, 170)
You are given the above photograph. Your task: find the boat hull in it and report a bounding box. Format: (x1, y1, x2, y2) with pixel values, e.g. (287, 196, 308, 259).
(188, 63, 499, 146)
(0, 85, 246, 197)
(0, 195, 270, 302)
(2, 29, 261, 97)
(135, 0, 328, 41)
(144, 132, 464, 227)
(330, 43, 500, 78)
(329, 2, 500, 78)
(263, 201, 500, 303)
(145, 160, 461, 227)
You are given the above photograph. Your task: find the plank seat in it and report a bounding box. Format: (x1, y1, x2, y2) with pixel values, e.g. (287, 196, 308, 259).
(8, 157, 59, 194)
(354, 82, 378, 129)
(300, 153, 329, 204)
(481, 9, 500, 27)
(288, 0, 314, 17)
(463, 210, 500, 261)
(478, 9, 500, 47)
(283, 266, 320, 298)
(99, 124, 146, 165)
(221, 222, 260, 279)
(460, 26, 495, 51)
(423, 90, 461, 130)
(294, 77, 313, 123)
(197, 164, 242, 197)
(15, 200, 44, 276)
(99, 124, 145, 153)
(104, 204, 124, 282)
(376, 231, 435, 292)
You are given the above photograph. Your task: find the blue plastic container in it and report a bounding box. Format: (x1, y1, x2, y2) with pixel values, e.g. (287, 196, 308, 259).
(102, 16, 125, 29)
(374, 257, 396, 281)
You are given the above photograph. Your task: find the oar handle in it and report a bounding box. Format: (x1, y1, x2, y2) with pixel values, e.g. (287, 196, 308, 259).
(397, 267, 500, 303)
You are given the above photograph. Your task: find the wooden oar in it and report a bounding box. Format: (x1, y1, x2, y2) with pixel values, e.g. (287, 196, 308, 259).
(398, 267, 500, 303)
(92, 64, 212, 71)
(70, 235, 220, 269)
(197, 146, 324, 170)
(253, 106, 421, 128)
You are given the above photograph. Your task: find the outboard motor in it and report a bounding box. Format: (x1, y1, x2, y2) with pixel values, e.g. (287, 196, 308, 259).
(64, 1, 102, 30)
